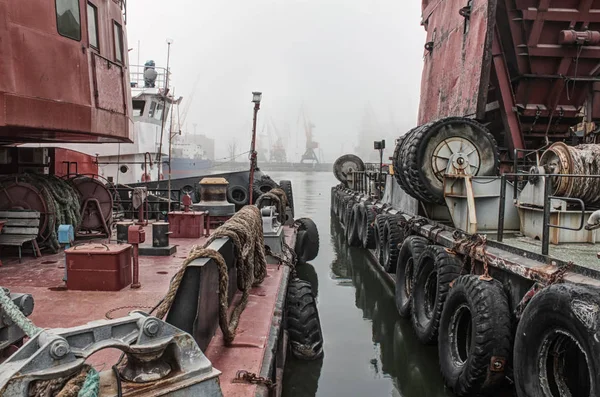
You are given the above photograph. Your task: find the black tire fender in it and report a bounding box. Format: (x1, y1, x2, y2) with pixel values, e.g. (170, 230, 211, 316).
(295, 217, 320, 263)
(514, 283, 600, 397)
(252, 175, 279, 202)
(411, 245, 462, 345)
(382, 216, 404, 273)
(227, 185, 249, 206)
(279, 180, 294, 217)
(395, 236, 429, 318)
(362, 204, 378, 249)
(438, 275, 512, 396)
(286, 278, 324, 360)
(347, 204, 362, 247)
(374, 213, 390, 266)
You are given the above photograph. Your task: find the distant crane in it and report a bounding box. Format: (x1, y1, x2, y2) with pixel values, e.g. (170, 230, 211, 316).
(268, 118, 287, 163)
(300, 111, 319, 163)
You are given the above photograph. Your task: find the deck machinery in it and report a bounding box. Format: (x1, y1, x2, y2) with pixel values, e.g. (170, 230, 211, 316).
(333, 1, 600, 397)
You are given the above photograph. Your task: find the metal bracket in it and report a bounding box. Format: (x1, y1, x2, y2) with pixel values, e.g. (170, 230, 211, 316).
(0, 312, 221, 396)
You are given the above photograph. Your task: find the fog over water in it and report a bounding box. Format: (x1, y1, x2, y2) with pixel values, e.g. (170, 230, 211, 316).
(127, 0, 426, 162)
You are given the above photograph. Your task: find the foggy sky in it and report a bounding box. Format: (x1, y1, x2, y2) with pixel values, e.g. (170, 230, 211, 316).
(126, 0, 426, 162)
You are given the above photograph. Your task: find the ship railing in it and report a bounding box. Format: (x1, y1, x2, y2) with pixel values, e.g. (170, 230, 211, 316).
(349, 167, 388, 199)
(129, 65, 170, 90)
(112, 186, 183, 220)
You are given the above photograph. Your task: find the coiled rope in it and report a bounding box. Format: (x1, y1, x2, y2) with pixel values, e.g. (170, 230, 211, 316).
(0, 288, 99, 396)
(255, 188, 288, 223)
(155, 205, 267, 344)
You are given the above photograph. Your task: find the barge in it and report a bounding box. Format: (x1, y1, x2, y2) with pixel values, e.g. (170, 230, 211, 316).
(330, 1, 600, 396)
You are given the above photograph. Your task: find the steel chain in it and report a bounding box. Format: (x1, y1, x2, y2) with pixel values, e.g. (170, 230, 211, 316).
(233, 370, 276, 389)
(105, 305, 155, 319)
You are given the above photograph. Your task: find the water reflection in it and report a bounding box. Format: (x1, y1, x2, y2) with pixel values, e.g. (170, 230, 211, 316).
(329, 219, 450, 397)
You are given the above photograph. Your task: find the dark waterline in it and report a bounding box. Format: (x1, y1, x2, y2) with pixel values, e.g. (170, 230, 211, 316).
(265, 171, 452, 397)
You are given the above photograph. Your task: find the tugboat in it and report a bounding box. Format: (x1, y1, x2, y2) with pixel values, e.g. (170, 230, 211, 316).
(0, 1, 323, 396)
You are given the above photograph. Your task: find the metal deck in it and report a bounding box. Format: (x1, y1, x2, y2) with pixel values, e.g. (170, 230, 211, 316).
(0, 225, 293, 396)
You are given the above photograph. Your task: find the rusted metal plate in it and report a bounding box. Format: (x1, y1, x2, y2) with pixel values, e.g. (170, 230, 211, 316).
(418, 0, 497, 125)
(93, 53, 126, 114)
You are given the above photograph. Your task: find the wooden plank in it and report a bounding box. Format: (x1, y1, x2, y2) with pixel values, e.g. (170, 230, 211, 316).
(2, 227, 40, 235)
(0, 235, 37, 245)
(0, 211, 40, 219)
(3, 219, 39, 227)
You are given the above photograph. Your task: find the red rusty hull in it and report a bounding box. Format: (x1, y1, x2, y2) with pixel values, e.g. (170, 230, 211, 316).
(0, 0, 132, 143)
(419, 0, 600, 154)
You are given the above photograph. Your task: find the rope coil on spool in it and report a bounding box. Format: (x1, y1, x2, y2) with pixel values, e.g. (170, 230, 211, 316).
(540, 143, 600, 207)
(155, 205, 267, 344)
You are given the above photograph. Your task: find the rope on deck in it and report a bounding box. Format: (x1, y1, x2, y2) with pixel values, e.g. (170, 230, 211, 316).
(155, 205, 267, 345)
(0, 287, 41, 338)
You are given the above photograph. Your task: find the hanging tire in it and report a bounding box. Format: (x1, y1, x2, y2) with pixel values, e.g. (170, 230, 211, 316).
(395, 236, 428, 318)
(362, 204, 378, 249)
(438, 275, 512, 396)
(347, 204, 362, 247)
(374, 213, 390, 266)
(411, 245, 462, 345)
(333, 154, 365, 186)
(279, 180, 294, 217)
(395, 118, 499, 204)
(227, 185, 249, 206)
(382, 216, 404, 273)
(252, 175, 279, 201)
(343, 200, 354, 227)
(355, 202, 366, 244)
(295, 218, 319, 263)
(514, 284, 600, 397)
(392, 133, 411, 193)
(287, 278, 324, 360)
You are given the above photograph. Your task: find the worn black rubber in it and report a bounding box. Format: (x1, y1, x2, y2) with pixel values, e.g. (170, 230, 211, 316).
(362, 204, 378, 249)
(347, 204, 362, 247)
(356, 202, 366, 243)
(227, 185, 249, 207)
(333, 154, 365, 185)
(397, 118, 499, 204)
(287, 278, 324, 360)
(252, 175, 279, 201)
(392, 131, 414, 194)
(279, 180, 294, 217)
(295, 218, 320, 263)
(514, 284, 600, 397)
(343, 200, 355, 227)
(411, 245, 462, 345)
(395, 236, 429, 318)
(382, 216, 404, 273)
(439, 275, 512, 396)
(374, 214, 390, 266)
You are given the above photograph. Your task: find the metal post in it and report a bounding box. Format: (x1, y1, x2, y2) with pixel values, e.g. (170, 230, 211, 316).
(497, 175, 506, 242)
(157, 40, 173, 175)
(248, 100, 260, 204)
(542, 176, 552, 256)
(131, 243, 141, 289)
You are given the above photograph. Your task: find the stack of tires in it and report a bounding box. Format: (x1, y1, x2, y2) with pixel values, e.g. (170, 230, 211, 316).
(392, 117, 499, 204)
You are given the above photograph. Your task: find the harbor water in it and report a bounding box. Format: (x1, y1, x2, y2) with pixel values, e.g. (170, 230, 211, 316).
(265, 171, 453, 397)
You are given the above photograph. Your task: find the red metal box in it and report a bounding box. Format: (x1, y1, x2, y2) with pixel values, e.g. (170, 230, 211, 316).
(66, 244, 132, 291)
(168, 212, 205, 238)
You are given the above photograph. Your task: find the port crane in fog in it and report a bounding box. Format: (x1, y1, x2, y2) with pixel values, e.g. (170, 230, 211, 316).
(300, 112, 320, 163)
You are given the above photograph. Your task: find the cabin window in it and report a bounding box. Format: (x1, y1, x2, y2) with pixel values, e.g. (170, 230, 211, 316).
(148, 101, 157, 118)
(153, 101, 165, 121)
(56, 0, 81, 41)
(132, 100, 146, 117)
(113, 22, 124, 63)
(87, 3, 99, 49)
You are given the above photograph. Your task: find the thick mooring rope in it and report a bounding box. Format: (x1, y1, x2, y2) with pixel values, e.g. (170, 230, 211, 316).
(0, 174, 82, 252)
(255, 188, 288, 223)
(0, 288, 41, 338)
(155, 205, 267, 344)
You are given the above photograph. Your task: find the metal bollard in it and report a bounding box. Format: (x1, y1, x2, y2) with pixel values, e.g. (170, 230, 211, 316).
(128, 225, 146, 289)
